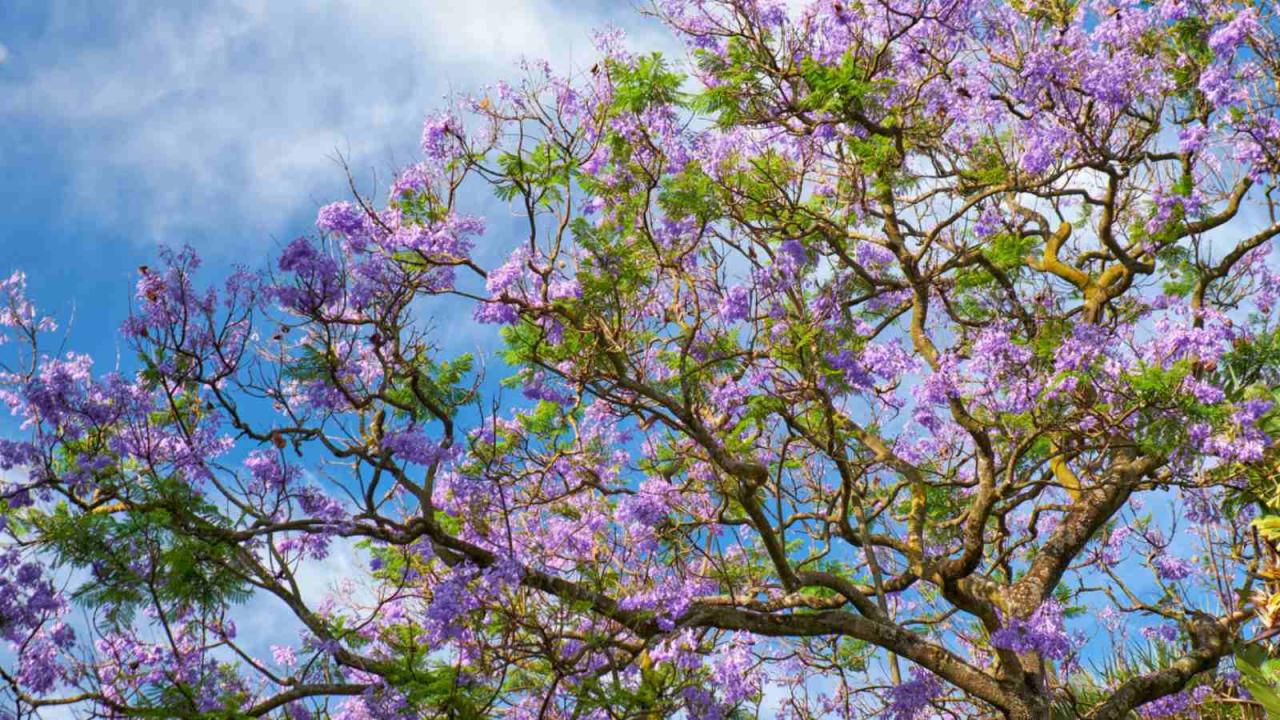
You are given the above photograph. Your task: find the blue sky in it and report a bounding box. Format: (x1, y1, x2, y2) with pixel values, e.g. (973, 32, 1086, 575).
(0, 0, 676, 363)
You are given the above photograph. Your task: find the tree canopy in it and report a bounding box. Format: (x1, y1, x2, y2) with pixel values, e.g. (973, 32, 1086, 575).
(4, 1, 1280, 718)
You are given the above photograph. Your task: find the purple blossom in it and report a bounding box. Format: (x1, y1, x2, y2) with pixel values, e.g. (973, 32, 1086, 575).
(274, 238, 340, 310)
(547, 277, 581, 300)
(383, 430, 456, 466)
(421, 112, 462, 162)
(854, 241, 895, 267)
(1153, 554, 1194, 581)
(271, 644, 298, 667)
(1020, 120, 1073, 175)
(710, 633, 759, 707)
(473, 301, 520, 325)
(1098, 606, 1125, 633)
(316, 202, 366, 237)
(1182, 377, 1225, 404)
(990, 600, 1074, 660)
(776, 239, 809, 278)
(887, 668, 942, 720)
(1141, 624, 1178, 643)
(1208, 9, 1258, 58)
(826, 349, 875, 392)
(1178, 125, 1209, 155)
(683, 686, 723, 720)
(1101, 526, 1131, 565)
(0, 271, 57, 336)
(391, 163, 432, 198)
(17, 633, 65, 694)
(486, 248, 529, 296)
(617, 478, 676, 528)
(521, 372, 574, 405)
(1138, 685, 1212, 718)
(718, 285, 750, 323)
(974, 206, 1003, 238)
(1198, 62, 1244, 107)
(425, 566, 482, 645)
(244, 449, 294, 490)
(915, 354, 962, 406)
(619, 575, 716, 631)
(297, 487, 348, 532)
(1157, 0, 1189, 22)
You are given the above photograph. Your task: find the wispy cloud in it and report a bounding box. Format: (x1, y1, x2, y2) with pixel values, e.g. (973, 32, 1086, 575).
(0, 0, 672, 259)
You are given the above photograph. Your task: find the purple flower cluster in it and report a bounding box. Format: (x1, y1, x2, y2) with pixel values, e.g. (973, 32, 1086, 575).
(1153, 554, 1194, 582)
(1207, 9, 1259, 58)
(0, 549, 74, 695)
(1138, 685, 1212, 718)
(521, 372, 575, 406)
(710, 633, 759, 708)
(420, 112, 463, 162)
(717, 285, 750, 323)
(887, 667, 943, 720)
(273, 238, 341, 311)
(271, 643, 298, 667)
(383, 429, 457, 467)
(1141, 624, 1179, 644)
(244, 449, 296, 491)
(424, 559, 522, 648)
(616, 478, 677, 529)
(990, 600, 1075, 660)
(317, 201, 368, 238)
(619, 574, 716, 631)
(0, 271, 57, 338)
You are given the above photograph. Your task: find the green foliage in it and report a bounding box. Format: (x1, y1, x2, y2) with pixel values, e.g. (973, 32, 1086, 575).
(1008, 0, 1080, 25)
(1167, 17, 1215, 94)
(798, 53, 885, 116)
(392, 186, 447, 225)
(1128, 360, 1192, 402)
(835, 637, 871, 672)
(1235, 645, 1280, 718)
(984, 232, 1040, 272)
(35, 478, 250, 626)
(691, 37, 773, 125)
(659, 165, 723, 223)
(1217, 328, 1280, 399)
(385, 352, 476, 422)
(494, 141, 573, 208)
(608, 52, 687, 115)
(381, 662, 493, 718)
(959, 134, 1013, 193)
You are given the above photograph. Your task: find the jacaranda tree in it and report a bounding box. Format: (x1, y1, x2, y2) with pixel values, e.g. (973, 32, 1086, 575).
(5, 1, 1280, 717)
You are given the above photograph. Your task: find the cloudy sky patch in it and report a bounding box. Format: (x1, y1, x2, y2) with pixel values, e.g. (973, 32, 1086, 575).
(0, 1, 675, 257)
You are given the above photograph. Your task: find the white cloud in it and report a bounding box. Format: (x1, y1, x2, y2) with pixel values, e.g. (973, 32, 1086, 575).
(0, 42, 9, 65)
(1, 0, 675, 259)
(228, 536, 369, 653)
